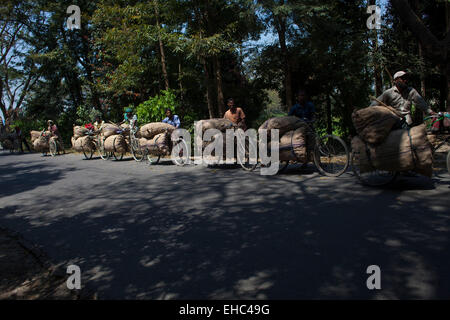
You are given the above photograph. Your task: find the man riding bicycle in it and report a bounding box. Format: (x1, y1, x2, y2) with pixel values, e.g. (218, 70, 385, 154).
(370, 71, 435, 129)
(289, 89, 316, 123)
(47, 120, 65, 153)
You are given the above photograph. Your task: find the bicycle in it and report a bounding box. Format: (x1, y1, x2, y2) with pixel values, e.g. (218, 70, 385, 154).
(130, 122, 189, 166)
(241, 119, 350, 176)
(79, 129, 107, 160)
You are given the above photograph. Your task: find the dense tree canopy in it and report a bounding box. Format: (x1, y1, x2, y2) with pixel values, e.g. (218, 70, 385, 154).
(1, 0, 448, 144)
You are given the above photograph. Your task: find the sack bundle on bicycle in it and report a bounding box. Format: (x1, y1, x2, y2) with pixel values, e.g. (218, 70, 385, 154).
(71, 126, 97, 153)
(196, 118, 244, 159)
(259, 116, 315, 163)
(136, 122, 175, 156)
(352, 105, 433, 177)
(32, 132, 53, 152)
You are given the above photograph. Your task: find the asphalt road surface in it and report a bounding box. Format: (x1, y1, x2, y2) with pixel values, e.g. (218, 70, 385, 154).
(1, 151, 449, 299)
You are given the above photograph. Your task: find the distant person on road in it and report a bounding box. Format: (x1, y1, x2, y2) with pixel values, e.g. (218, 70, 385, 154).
(47, 120, 64, 152)
(288, 89, 315, 122)
(223, 98, 247, 130)
(162, 109, 180, 128)
(370, 71, 435, 128)
(15, 126, 31, 153)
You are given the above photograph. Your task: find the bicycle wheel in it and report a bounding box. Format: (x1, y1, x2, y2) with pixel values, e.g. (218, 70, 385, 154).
(147, 153, 161, 165)
(351, 151, 398, 186)
(171, 138, 189, 166)
(314, 135, 349, 177)
(113, 152, 124, 161)
(49, 140, 57, 157)
(237, 137, 258, 171)
(98, 138, 110, 160)
(83, 147, 94, 160)
(131, 136, 145, 162)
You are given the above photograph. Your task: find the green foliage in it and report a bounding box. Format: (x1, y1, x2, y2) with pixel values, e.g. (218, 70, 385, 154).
(76, 105, 102, 125)
(135, 90, 178, 125)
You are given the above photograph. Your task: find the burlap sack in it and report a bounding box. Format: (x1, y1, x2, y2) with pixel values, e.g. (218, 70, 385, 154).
(73, 126, 89, 139)
(73, 136, 95, 152)
(30, 130, 42, 143)
(33, 136, 49, 152)
(139, 122, 175, 139)
(102, 124, 121, 138)
(104, 134, 128, 153)
(146, 132, 170, 155)
(120, 123, 131, 136)
(195, 119, 235, 134)
(352, 124, 432, 177)
(352, 106, 401, 145)
(259, 116, 308, 139)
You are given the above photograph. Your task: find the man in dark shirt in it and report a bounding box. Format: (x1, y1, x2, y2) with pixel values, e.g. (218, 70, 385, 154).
(288, 90, 315, 122)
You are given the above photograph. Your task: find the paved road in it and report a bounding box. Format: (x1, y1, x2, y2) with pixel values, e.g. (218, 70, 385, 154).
(1, 151, 449, 299)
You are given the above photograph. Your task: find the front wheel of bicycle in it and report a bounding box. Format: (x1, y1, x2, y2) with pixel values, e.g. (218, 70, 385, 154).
(351, 151, 398, 186)
(131, 137, 145, 162)
(314, 135, 349, 177)
(98, 140, 109, 160)
(237, 137, 258, 171)
(49, 140, 58, 157)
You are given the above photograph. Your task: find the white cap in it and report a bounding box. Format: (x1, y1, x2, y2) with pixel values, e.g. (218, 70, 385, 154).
(393, 71, 407, 80)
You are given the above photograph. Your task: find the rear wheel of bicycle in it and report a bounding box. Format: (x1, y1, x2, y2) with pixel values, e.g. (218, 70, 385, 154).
(131, 137, 145, 162)
(98, 139, 109, 160)
(112, 152, 124, 161)
(171, 138, 189, 166)
(83, 147, 94, 160)
(351, 151, 398, 186)
(147, 153, 161, 165)
(314, 135, 349, 177)
(237, 137, 258, 171)
(49, 140, 57, 157)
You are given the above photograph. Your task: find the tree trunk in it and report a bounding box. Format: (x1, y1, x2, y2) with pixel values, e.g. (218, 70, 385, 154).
(213, 56, 225, 117)
(154, 0, 169, 90)
(275, 15, 293, 110)
(201, 56, 215, 119)
(326, 94, 332, 135)
(370, 0, 383, 96)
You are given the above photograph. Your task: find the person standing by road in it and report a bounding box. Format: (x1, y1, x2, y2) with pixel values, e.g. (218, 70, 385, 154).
(288, 89, 316, 122)
(162, 109, 180, 128)
(223, 98, 247, 130)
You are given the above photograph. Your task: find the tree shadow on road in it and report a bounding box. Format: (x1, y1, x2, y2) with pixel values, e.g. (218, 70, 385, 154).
(0, 157, 449, 299)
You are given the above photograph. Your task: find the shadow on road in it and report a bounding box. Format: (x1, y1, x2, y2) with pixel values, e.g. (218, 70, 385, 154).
(0, 154, 449, 299)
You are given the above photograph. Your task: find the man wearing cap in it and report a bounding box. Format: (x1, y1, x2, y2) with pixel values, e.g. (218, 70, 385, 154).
(370, 71, 435, 127)
(121, 108, 137, 126)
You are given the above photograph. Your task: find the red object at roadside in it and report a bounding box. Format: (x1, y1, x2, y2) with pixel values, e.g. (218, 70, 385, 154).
(85, 123, 94, 131)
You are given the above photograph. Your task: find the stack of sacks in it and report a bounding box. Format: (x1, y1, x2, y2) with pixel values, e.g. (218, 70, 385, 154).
(195, 118, 236, 157)
(351, 124, 433, 177)
(30, 130, 43, 144)
(33, 133, 50, 152)
(98, 123, 129, 154)
(352, 106, 402, 145)
(138, 122, 175, 155)
(71, 126, 95, 152)
(101, 123, 121, 138)
(258, 116, 314, 162)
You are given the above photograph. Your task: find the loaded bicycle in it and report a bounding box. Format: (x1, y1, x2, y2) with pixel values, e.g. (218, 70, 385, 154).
(129, 122, 189, 166)
(239, 119, 350, 176)
(352, 112, 450, 186)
